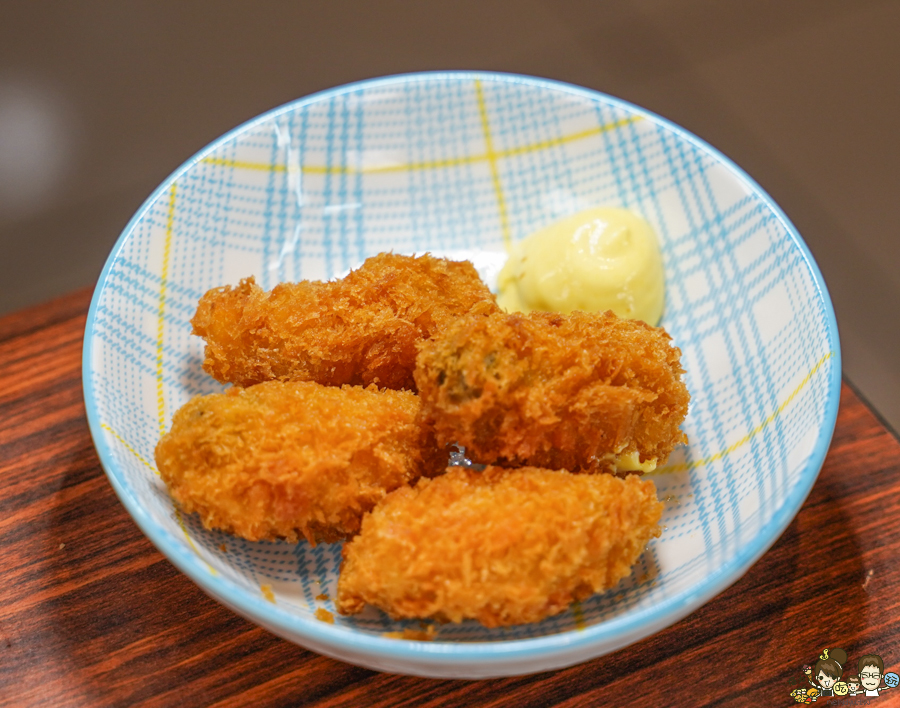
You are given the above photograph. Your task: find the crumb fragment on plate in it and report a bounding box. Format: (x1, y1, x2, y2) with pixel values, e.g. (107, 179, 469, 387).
(315, 608, 335, 624)
(383, 624, 438, 641)
(261, 584, 275, 603)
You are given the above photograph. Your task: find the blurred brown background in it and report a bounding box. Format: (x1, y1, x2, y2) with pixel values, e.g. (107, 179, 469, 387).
(1, 0, 897, 432)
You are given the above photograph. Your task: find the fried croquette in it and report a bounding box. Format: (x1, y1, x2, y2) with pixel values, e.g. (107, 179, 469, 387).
(155, 380, 444, 544)
(336, 466, 663, 627)
(191, 253, 500, 391)
(414, 310, 690, 473)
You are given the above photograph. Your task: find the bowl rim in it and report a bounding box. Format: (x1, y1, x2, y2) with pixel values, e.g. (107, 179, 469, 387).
(82, 70, 842, 670)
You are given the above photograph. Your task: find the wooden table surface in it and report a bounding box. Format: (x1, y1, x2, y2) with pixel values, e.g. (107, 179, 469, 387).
(2, 290, 899, 708)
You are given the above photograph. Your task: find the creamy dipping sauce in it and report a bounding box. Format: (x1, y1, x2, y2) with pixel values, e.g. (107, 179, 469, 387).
(603, 450, 658, 474)
(497, 207, 665, 325)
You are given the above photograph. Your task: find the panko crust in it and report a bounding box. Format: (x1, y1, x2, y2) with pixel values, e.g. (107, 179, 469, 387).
(191, 253, 499, 391)
(414, 310, 690, 473)
(154, 381, 444, 544)
(336, 466, 663, 627)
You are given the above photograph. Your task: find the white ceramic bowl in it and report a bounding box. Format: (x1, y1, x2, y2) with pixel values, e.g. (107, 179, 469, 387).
(83, 71, 840, 678)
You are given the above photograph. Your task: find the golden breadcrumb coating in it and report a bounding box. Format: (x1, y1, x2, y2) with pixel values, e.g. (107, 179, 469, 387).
(191, 253, 499, 391)
(336, 466, 663, 627)
(155, 381, 444, 544)
(414, 310, 690, 473)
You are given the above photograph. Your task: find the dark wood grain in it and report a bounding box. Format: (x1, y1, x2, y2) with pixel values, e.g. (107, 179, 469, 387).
(1, 292, 899, 707)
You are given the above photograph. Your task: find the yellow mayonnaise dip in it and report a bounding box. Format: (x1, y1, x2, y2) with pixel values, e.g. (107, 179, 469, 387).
(497, 207, 665, 325)
(602, 450, 658, 474)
